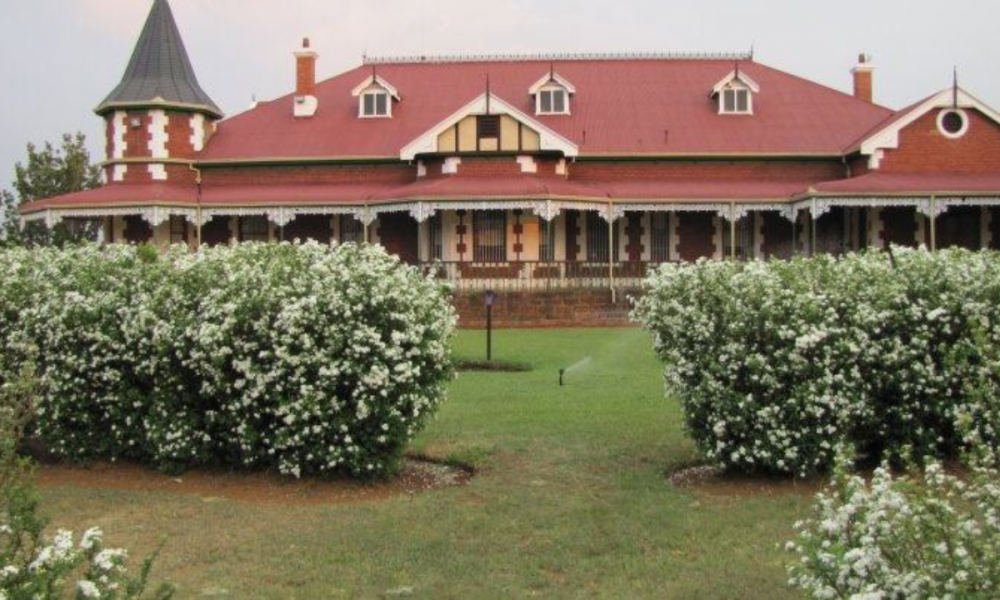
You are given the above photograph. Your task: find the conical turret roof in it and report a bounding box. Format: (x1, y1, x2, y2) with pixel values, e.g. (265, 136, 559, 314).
(96, 0, 222, 118)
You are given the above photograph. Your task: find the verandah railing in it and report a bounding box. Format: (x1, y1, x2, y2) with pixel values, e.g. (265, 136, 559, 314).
(419, 261, 672, 291)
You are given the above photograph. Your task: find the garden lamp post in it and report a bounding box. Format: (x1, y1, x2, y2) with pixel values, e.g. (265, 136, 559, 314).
(485, 290, 496, 362)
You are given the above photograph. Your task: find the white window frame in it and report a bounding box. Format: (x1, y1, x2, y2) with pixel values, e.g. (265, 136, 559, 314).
(536, 85, 570, 116)
(360, 90, 392, 119)
(719, 86, 753, 116)
(937, 108, 969, 139)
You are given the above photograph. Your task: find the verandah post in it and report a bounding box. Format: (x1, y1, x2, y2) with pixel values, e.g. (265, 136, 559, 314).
(729, 202, 737, 260)
(810, 198, 818, 257)
(929, 195, 937, 251)
(363, 205, 370, 244)
(608, 201, 616, 304)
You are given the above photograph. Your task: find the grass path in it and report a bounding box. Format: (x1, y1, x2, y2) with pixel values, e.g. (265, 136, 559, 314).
(39, 328, 813, 598)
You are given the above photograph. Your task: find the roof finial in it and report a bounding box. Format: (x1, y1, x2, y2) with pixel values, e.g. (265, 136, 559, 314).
(749, 41, 755, 61)
(953, 66, 959, 108)
(485, 73, 492, 115)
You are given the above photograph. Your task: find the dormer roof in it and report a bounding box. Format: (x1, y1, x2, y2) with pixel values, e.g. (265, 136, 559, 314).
(95, 0, 221, 118)
(351, 73, 401, 100)
(710, 68, 760, 96)
(528, 71, 576, 95)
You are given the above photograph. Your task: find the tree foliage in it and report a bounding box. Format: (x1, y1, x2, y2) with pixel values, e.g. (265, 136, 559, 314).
(1, 133, 103, 247)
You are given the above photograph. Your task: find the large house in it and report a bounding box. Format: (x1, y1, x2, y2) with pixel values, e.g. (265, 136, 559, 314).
(20, 0, 1000, 292)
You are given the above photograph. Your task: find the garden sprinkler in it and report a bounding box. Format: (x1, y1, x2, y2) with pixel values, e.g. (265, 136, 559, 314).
(559, 368, 565, 386)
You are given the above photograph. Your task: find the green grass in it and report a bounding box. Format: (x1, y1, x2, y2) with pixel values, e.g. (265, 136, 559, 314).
(38, 328, 814, 598)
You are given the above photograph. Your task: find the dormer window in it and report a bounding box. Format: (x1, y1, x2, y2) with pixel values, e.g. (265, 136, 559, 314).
(529, 70, 576, 116)
(711, 67, 760, 116)
(351, 73, 401, 119)
(362, 91, 390, 118)
(721, 87, 751, 114)
(538, 88, 568, 115)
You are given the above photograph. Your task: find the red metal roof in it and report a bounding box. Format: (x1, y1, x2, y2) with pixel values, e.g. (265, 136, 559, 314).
(20, 183, 197, 210)
(22, 176, 825, 213)
(812, 172, 1000, 195)
(200, 58, 893, 161)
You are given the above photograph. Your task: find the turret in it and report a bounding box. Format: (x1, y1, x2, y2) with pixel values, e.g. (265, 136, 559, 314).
(95, 0, 222, 183)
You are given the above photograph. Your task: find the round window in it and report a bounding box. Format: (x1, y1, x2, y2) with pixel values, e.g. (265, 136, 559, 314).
(937, 109, 969, 139)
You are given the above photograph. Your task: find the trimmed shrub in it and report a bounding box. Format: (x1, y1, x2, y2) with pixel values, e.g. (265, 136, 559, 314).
(0, 242, 456, 478)
(633, 247, 1000, 476)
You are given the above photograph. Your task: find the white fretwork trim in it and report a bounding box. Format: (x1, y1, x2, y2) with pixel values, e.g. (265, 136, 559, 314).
(792, 196, 931, 221)
(20, 206, 200, 229)
(201, 206, 365, 227)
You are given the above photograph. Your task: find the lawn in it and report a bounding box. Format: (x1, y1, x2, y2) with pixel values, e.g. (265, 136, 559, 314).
(38, 328, 816, 598)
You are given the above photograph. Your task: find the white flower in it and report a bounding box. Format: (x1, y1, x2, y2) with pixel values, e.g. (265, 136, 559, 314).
(77, 580, 101, 598)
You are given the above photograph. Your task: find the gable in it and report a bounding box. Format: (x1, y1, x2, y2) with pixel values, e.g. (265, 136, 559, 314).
(436, 114, 542, 153)
(856, 88, 1000, 169)
(400, 93, 578, 160)
(877, 108, 1000, 174)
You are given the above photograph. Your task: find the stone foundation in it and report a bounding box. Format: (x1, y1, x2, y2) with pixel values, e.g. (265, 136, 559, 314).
(451, 288, 640, 328)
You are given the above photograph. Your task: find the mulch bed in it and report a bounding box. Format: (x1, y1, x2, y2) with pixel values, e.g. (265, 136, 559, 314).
(668, 464, 824, 498)
(35, 457, 472, 507)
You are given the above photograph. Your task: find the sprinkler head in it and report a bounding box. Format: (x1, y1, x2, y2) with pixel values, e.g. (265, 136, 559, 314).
(559, 368, 565, 386)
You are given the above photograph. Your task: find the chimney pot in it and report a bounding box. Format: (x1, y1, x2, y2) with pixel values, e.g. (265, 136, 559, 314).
(303, 37, 311, 49)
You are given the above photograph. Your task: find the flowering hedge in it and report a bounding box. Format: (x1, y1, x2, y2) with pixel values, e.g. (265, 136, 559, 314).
(0, 242, 456, 478)
(786, 451, 1000, 598)
(633, 247, 1000, 476)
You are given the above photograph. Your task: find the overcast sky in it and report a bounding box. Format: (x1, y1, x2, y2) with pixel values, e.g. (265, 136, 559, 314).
(1, 0, 998, 193)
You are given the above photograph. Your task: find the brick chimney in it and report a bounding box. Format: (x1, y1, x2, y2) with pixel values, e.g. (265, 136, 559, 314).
(852, 53, 874, 103)
(294, 37, 318, 118)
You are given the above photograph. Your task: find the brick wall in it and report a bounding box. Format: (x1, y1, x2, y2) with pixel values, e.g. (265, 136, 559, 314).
(165, 111, 197, 159)
(451, 288, 640, 328)
(880, 109, 1000, 173)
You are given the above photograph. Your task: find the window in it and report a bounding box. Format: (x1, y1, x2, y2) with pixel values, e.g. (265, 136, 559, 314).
(477, 115, 500, 140)
(239, 216, 269, 242)
(586, 212, 620, 263)
(473, 210, 507, 262)
(361, 91, 390, 118)
(722, 216, 755, 260)
(721, 88, 752, 115)
(539, 218, 556, 262)
(650, 213, 671, 262)
(169, 215, 188, 245)
(339, 216, 364, 244)
(538, 88, 568, 115)
(937, 109, 969, 139)
(427, 213, 443, 261)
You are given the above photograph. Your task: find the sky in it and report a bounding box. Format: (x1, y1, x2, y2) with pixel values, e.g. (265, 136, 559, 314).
(1, 0, 998, 194)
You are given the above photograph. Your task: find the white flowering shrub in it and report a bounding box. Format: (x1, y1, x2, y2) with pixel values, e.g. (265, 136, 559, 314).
(0, 242, 456, 478)
(0, 355, 172, 599)
(785, 450, 1000, 598)
(633, 247, 1000, 476)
